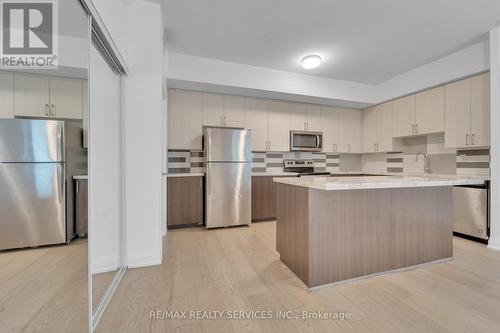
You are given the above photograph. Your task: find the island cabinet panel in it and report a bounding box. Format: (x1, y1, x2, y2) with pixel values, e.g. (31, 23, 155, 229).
(275, 184, 309, 285)
(308, 189, 394, 285)
(275, 184, 454, 288)
(391, 187, 453, 268)
(167, 176, 203, 228)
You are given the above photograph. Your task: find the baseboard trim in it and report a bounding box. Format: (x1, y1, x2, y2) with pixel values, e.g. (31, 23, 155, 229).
(487, 238, 500, 251)
(92, 255, 121, 274)
(308, 257, 454, 291)
(127, 250, 162, 268)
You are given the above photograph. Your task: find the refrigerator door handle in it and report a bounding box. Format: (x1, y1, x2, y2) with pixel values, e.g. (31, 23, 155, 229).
(50, 104, 56, 117)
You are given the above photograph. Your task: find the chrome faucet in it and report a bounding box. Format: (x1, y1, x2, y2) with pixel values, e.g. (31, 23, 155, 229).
(415, 152, 430, 174)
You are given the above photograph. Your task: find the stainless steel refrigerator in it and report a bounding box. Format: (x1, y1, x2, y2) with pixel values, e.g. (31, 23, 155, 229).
(204, 127, 251, 228)
(0, 119, 87, 250)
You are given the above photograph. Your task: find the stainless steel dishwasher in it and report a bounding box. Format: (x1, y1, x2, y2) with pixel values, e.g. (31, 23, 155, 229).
(453, 182, 489, 241)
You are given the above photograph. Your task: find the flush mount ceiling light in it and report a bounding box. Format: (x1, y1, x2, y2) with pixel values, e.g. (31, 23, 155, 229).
(301, 55, 322, 69)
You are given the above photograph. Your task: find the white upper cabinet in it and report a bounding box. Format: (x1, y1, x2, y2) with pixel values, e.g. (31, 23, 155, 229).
(392, 95, 415, 137)
(392, 86, 445, 138)
(376, 102, 397, 152)
(290, 102, 306, 131)
(362, 106, 377, 153)
(305, 104, 321, 131)
(49, 77, 83, 119)
(445, 79, 471, 148)
(267, 100, 290, 151)
(321, 106, 340, 152)
(223, 95, 244, 128)
(415, 86, 444, 135)
(444, 73, 490, 148)
(14, 74, 83, 120)
(169, 89, 203, 150)
(14, 74, 50, 118)
(202, 93, 224, 126)
(470, 72, 490, 147)
(0, 72, 14, 118)
(362, 102, 400, 153)
(244, 97, 268, 151)
(341, 108, 362, 153)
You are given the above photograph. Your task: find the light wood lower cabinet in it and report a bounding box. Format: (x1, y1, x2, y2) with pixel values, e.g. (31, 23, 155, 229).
(167, 176, 203, 228)
(75, 179, 88, 236)
(252, 176, 289, 221)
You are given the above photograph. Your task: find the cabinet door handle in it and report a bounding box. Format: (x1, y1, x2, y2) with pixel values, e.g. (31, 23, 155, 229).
(472, 134, 475, 145)
(412, 124, 415, 135)
(44, 104, 49, 116)
(466, 134, 470, 146)
(50, 104, 56, 117)
(415, 123, 418, 134)
(373, 143, 376, 152)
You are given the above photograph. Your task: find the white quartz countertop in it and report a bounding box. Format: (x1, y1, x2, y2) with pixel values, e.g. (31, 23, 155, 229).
(73, 175, 88, 180)
(166, 173, 204, 178)
(251, 172, 299, 177)
(273, 174, 487, 191)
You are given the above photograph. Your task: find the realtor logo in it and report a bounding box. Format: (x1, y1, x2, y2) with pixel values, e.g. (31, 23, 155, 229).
(0, 0, 58, 68)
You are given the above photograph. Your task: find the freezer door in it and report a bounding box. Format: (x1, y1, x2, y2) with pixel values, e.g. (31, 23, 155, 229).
(453, 187, 488, 240)
(0, 119, 64, 162)
(204, 127, 251, 162)
(205, 162, 251, 228)
(0, 163, 66, 250)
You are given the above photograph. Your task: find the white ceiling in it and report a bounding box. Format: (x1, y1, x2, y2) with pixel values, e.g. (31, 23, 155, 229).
(163, 0, 500, 84)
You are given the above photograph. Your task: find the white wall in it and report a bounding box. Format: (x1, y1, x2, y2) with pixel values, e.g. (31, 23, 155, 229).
(122, 1, 164, 267)
(374, 40, 490, 103)
(166, 40, 490, 108)
(489, 27, 500, 251)
(361, 153, 387, 174)
(58, 35, 89, 70)
(166, 52, 374, 108)
(162, 45, 169, 236)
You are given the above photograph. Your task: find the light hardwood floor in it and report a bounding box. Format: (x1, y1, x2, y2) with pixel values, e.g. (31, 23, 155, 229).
(0, 239, 88, 333)
(97, 221, 500, 333)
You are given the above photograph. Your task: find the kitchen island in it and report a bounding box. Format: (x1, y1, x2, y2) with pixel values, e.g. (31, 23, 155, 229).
(274, 175, 486, 289)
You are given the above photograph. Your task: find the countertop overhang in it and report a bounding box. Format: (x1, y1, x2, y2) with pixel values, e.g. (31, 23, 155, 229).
(273, 174, 487, 191)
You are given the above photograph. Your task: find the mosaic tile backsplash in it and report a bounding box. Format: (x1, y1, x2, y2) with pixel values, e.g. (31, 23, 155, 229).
(168, 150, 341, 174)
(169, 134, 490, 176)
(252, 151, 340, 173)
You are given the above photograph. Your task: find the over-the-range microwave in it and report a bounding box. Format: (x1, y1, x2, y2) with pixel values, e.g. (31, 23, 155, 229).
(290, 130, 323, 152)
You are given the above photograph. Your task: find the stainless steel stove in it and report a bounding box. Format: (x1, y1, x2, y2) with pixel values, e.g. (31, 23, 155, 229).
(283, 159, 331, 177)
